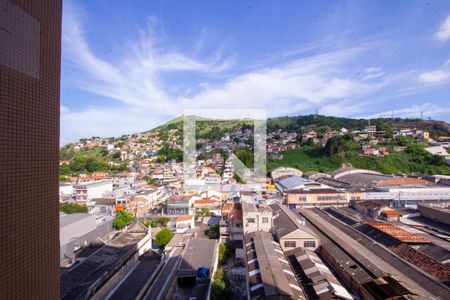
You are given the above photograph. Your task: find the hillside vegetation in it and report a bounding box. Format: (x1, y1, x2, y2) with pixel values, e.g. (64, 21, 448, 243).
(268, 145, 450, 175)
(153, 114, 450, 139)
(59, 145, 127, 175)
(61, 114, 450, 176)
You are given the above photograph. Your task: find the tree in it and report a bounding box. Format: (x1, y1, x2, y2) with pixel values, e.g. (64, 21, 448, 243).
(59, 202, 88, 214)
(218, 243, 230, 264)
(235, 147, 254, 168)
(155, 227, 173, 246)
(196, 208, 213, 217)
(59, 164, 73, 175)
(157, 145, 183, 162)
(211, 267, 229, 300)
(324, 136, 345, 156)
(113, 211, 135, 229)
(205, 223, 220, 239)
(143, 176, 157, 185)
(304, 137, 315, 146)
(157, 217, 170, 227)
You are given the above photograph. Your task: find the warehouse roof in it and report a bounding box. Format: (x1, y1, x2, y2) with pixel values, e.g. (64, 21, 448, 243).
(276, 176, 321, 191)
(178, 238, 217, 275)
(244, 231, 305, 299)
(269, 203, 318, 240)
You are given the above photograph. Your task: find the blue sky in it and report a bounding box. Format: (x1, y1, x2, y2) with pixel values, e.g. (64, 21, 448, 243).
(61, 0, 450, 143)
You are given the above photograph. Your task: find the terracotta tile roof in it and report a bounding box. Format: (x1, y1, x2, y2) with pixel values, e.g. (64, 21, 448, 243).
(176, 215, 193, 222)
(194, 199, 219, 204)
(222, 203, 234, 213)
(391, 244, 450, 285)
(367, 222, 429, 243)
(381, 209, 400, 217)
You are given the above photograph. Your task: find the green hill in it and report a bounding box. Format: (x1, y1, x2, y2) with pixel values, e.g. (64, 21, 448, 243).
(151, 114, 449, 139)
(268, 146, 450, 175)
(61, 114, 450, 176)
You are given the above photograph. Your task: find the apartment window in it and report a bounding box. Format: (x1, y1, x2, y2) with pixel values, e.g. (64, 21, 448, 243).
(304, 241, 316, 248)
(284, 241, 296, 248)
(247, 218, 255, 223)
(262, 217, 269, 223)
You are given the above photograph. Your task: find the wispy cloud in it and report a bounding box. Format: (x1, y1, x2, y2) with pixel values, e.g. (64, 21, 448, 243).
(418, 70, 450, 83)
(178, 48, 383, 117)
(61, 1, 450, 143)
(418, 59, 450, 84)
(61, 1, 233, 141)
(360, 67, 386, 80)
(435, 14, 450, 42)
(364, 103, 450, 119)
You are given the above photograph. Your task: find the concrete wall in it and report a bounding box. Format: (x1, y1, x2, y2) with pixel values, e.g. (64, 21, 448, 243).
(243, 210, 272, 233)
(60, 219, 113, 260)
(418, 204, 450, 226)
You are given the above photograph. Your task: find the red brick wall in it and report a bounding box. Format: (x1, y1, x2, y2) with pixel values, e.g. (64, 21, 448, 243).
(0, 0, 62, 298)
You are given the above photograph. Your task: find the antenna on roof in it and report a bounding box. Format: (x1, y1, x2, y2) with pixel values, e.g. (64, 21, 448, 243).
(420, 111, 423, 120)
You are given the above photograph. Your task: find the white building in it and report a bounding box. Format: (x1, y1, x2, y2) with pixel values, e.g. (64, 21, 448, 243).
(75, 180, 113, 205)
(59, 182, 73, 201)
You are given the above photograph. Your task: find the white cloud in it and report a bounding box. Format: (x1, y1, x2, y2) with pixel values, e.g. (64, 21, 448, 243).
(60, 105, 165, 144)
(61, 1, 233, 140)
(178, 49, 382, 117)
(418, 70, 450, 83)
(435, 14, 450, 42)
(360, 67, 385, 80)
(445, 59, 450, 67)
(61, 1, 450, 142)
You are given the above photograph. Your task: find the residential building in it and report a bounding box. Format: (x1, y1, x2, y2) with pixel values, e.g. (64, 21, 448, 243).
(60, 181, 74, 201)
(175, 215, 195, 233)
(88, 197, 116, 215)
(220, 203, 243, 242)
(364, 125, 377, 137)
(166, 195, 194, 215)
(75, 180, 113, 205)
(0, 0, 62, 297)
(111, 173, 137, 187)
(193, 198, 222, 215)
(241, 193, 273, 233)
